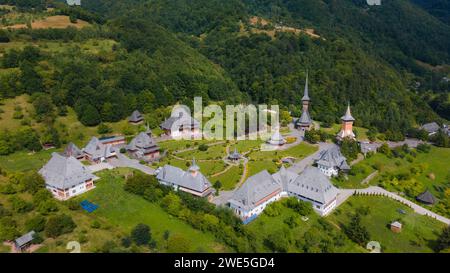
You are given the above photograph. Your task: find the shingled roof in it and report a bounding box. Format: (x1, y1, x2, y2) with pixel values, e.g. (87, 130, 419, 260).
(83, 137, 116, 160)
(63, 142, 83, 158)
(229, 170, 282, 211)
(302, 73, 310, 101)
(127, 132, 159, 154)
(298, 109, 312, 125)
(267, 129, 287, 145)
(160, 107, 200, 130)
(15, 231, 36, 248)
(229, 166, 338, 211)
(39, 153, 98, 190)
(287, 166, 338, 205)
(315, 145, 350, 170)
(156, 164, 211, 194)
(341, 103, 355, 121)
(128, 110, 144, 123)
(420, 122, 440, 134)
(416, 190, 437, 205)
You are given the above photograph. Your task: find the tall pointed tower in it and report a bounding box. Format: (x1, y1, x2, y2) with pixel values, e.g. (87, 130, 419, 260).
(337, 103, 356, 141)
(302, 72, 310, 112)
(295, 72, 313, 130)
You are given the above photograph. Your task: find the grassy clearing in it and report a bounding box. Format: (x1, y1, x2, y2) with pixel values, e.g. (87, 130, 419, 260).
(0, 148, 56, 173)
(246, 142, 318, 177)
(338, 146, 450, 196)
(212, 166, 242, 190)
(0, 39, 117, 56)
(2, 15, 90, 30)
(328, 196, 445, 253)
(79, 169, 227, 253)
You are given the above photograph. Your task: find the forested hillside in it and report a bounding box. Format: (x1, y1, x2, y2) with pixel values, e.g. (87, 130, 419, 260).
(0, 0, 449, 146)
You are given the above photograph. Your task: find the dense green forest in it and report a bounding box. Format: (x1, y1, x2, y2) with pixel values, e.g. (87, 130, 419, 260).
(0, 0, 449, 143)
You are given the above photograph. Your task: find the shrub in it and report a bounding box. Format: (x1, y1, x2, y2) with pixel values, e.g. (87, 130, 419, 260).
(25, 215, 46, 232)
(45, 214, 76, 238)
(131, 223, 151, 246)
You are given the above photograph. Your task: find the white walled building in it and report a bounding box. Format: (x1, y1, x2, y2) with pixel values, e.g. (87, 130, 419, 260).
(39, 153, 99, 200)
(229, 166, 339, 222)
(315, 145, 350, 177)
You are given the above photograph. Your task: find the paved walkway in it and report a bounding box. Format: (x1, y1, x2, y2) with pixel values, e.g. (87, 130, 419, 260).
(88, 162, 114, 173)
(109, 153, 155, 175)
(354, 186, 450, 225)
(360, 171, 378, 185)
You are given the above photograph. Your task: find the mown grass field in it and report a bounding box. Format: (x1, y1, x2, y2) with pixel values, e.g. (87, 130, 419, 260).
(78, 169, 228, 253)
(327, 196, 445, 253)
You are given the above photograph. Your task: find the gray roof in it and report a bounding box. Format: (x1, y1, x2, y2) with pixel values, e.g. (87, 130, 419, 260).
(267, 129, 286, 145)
(127, 132, 159, 153)
(296, 109, 312, 125)
(302, 73, 310, 101)
(391, 221, 402, 228)
(287, 166, 338, 205)
(229, 170, 282, 211)
(341, 104, 355, 121)
(39, 153, 98, 190)
(99, 135, 125, 144)
(63, 142, 83, 158)
(420, 122, 440, 133)
(156, 164, 211, 193)
(359, 141, 382, 154)
(229, 147, 241, 159)
(83, 137, 116, 160)
(129, 110, 144, 122)
(229, 166, 338, 210)
(315, 145, 350, 170)
(416, 190, 436, 204)
(160, 108, 200, 130)
(15, 231, 36, 247)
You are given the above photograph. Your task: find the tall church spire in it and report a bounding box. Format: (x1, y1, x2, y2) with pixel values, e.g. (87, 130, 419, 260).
(302, 72, 310, 102)
(341, 102, 355, 121)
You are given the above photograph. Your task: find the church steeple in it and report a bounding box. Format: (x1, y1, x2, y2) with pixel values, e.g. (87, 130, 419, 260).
(302, 72, 310, 103)
(337, 102, 356, 140)
(341, 103, 355, 121)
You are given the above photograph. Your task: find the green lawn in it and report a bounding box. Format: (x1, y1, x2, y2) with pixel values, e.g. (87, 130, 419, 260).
(246, 142, 318, 177)
(0, 148, 56, 172)
(327, 196, 445, 253)
(79, 169, 228, 253)
(176, 143, 227, 160)
(212, 166, 242, 190)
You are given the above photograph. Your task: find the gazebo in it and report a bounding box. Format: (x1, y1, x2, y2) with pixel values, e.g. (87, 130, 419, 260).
(416, 190, 437, 205)
(267, 129, 287, 146)
(228, 147, 242, 161)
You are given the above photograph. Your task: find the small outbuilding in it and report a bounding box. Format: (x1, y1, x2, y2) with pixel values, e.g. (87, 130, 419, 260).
(390, 221, 402, 233)
(128, 110, 144, 125)
(14, 231, 36, 252)
(416, 190, 437, 205)
(228, 147, 242, 161)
